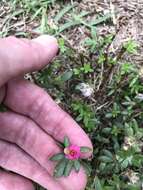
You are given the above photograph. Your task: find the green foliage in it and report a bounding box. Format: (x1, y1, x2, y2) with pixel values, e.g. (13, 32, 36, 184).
(71, 101, 96, 132)
(123, 40, 138, 54)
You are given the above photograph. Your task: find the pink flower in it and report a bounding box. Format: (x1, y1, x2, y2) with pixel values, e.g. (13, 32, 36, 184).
(64, 145, 81, 160)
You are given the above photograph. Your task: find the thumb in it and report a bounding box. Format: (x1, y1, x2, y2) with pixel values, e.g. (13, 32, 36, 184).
(0, 35, 58, 87)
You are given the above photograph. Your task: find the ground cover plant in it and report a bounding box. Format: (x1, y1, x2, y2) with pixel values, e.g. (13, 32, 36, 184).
(0, 0, 143, 190)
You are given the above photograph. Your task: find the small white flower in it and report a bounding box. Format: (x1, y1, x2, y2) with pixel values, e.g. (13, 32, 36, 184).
(125, 170, 140, 185)
(124, 137, 135, 146)
(76, 83, 94, 97)
(129, 172, 139, 184)
(122, 136, 137, 151)
(135, 93, 143, 101)
(123, 144, 129, 151)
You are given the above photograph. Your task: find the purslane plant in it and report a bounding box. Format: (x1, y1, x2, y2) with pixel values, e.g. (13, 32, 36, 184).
(50, 136, 92, 178)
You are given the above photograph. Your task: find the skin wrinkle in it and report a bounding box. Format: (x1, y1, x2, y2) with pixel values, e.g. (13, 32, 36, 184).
(0, 112, 61, 171)
(15, 119, 37, 149)
(0, 170, 35, 190)
(0, 140, 64, 190)
(0, 85, 7, 104)
(4, 79, 92, 149)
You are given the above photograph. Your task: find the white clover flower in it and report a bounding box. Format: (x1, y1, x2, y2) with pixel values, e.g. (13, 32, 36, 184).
(76, 83, 94, 97)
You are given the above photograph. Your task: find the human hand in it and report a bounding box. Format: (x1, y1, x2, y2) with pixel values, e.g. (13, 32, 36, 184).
(0, 36, 92, 190)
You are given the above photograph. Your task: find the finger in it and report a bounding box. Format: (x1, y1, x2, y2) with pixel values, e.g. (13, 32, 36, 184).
(4, 78, 93, 152)
(0, 140, 64, 190)
(0, 35, 58, 87)
(0, 170, 34, 190)
(0, 111, 61, 171)
(0, 140, 87, 190)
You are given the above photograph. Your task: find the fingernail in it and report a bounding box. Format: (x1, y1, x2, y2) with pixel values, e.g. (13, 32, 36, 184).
(33, 35, 58, 48)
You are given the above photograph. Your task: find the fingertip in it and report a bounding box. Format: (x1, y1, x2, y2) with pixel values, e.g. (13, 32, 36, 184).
(33, 35, 59, 53)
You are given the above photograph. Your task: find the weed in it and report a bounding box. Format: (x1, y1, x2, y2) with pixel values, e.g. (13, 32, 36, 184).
(1, 1, 143, 190)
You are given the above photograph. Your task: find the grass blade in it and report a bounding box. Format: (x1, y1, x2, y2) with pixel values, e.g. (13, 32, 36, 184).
(54, 3, 77, 23)
(90, 14, 111, 26)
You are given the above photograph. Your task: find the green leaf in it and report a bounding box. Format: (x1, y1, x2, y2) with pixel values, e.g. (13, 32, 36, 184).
(123, 40, 138, 54)
(56, 141, 65, 149)
(61, 71, 73, 82)
(81, 161, 91, 176)
(64, 136, 70, 147)
(98, 156, 113, 163)
(102, 128, 112, 134)
(64, 160, 74, 177)
(74, 160, 81, 172)
(54, 159, 67, 178)
(94, 176, 103, 190)
(80, 146, 92, 153)
(102, 150, 113, 159)
(50, 153, 65, 161)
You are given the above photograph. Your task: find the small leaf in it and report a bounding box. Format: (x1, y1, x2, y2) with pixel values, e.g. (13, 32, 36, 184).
(64, 136, 70, 147)
(61, 71, 73, 82)
(50, 153, 65, 161)
(94, 176, 103, 190)
(80, 146, 92, 153)
(56, 141, 65, 149)
(98, 156, 113, 163)
(64, 160, 74, 177)
(102, 128, 112, 134)
(74, 160, 81, 172)
(102, 150, 113, 159)
(54, 159, 67, 178)
(81, 161, 91, 176)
